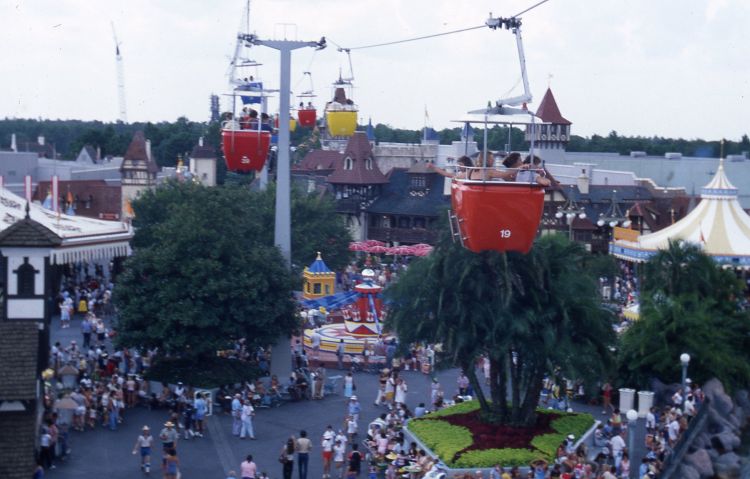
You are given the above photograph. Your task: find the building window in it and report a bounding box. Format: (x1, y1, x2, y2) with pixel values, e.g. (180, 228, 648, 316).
(324, 284, 330, 294)
(365, 158, 373, 170)
(344, 157, 353, 170)
(15, 257, 37, 298)
(313, 283, 321, 294)
(410, 175, 426, 189)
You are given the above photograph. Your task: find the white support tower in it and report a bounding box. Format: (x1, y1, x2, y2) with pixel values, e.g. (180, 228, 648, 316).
(111, 22, 128, 123)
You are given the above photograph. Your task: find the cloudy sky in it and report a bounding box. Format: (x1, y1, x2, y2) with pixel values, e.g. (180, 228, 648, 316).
(1, 0, 748, 140)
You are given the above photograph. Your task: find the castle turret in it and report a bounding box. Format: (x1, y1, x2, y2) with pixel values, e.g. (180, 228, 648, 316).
(120, 131, 158, 219)
(526, 88, 571, 162)
(302, 252, 336, 299)
(189, 137, 217, 186)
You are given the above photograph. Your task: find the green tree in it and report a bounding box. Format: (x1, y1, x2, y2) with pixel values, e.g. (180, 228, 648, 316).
(114, 182, 297, 359)
(618, 241, 750, 390)
(386, 234, 615, 426)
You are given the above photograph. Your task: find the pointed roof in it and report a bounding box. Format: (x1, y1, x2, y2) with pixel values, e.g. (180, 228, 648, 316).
(0, 204, 61, 247)
(120, 131, 159, 174)
(327, 132, 388, 185)
(611, 159, 750, 267)
(306, 252, 335, 275)
(191, 142, 216, 159)
(535, 88, 571, 125)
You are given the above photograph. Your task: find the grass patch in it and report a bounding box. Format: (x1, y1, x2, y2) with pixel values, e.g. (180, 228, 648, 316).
(408, 420, 473, 461)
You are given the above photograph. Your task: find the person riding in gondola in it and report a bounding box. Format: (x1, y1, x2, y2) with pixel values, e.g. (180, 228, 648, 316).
(515, 154, 551, 186)
(428, 156, 473, 179)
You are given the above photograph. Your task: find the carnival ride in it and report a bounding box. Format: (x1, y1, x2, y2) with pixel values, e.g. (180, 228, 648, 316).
(297, 71, 318, 128)
(448, 14, 547, 254)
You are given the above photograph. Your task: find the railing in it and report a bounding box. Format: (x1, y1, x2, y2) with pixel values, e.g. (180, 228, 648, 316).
(659, 397, 711, 479)
(367, 227, 438, 244)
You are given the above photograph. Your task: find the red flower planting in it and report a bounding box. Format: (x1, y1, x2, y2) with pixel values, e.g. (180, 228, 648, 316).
(441, 410, 562, 458)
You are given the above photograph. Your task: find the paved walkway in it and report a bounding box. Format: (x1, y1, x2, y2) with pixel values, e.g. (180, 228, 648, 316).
(46, 314, 647, 478)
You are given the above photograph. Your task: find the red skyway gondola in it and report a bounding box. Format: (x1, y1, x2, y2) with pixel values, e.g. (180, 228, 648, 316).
(450, 178, 545, 254)
(221, 129, 271, 172)
(298, 108, 316, 127)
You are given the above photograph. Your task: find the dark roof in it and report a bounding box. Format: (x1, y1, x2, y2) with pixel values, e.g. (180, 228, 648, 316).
(327, 133, 388, 185)
(191, 142, 216, 159)
(367, 168, 450, 217)
(0, 321, 40, 400)
(297, 150, 343, 171)
(120, 131, 159, 174)
(536, 88, 571, 125)
(0, 208, 62, 247)
(83, 145, 98, 162)
(0, 412, 38, 479)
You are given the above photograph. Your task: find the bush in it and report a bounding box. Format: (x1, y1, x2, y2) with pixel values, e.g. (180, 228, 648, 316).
(408, 420, 472, 461)
(409, 402, 595, 468)
(550, 413, 595, 438)
(145, 356, 262, 389)
(425, 400, 481, 418)
(453, 448, 543, 468)
(529, 433, 564, 458)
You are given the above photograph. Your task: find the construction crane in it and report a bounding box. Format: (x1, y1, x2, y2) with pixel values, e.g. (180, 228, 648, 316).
(111, 22, 128, 123)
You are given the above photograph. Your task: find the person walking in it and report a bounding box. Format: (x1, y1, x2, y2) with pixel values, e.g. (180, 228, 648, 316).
(333, 439, 346, 479)
(159, 421, 179, 456)
(240, 399, 256, 440)
(296, 430, 312, 479)
(81, 314, 92, 349)
(344, 372, 355, 398)
(348, 444, 363, 478)
(163, 448, 180, 479)
(240, 454, 257, 479)
(280, 437, 295, 479)
(348, 396, 361, 423)
(321, 429, 334, 479)
(194, 392, 207, 437)
(131, 425, 153, 473)
(232, 394, 243, 436)
(395, 378, 407, 406)
(336, 340, 346, 370)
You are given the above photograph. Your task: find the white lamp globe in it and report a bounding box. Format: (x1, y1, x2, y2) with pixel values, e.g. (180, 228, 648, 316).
(597, 219, 605, 227)
(555, 211, 563, 219)
(680, 353, 691, 365)
(623, 220, 632, 228)
(609, 221, 617, 227)
(626, 409, 638, 422)
(566, 213, 575, 220)
(579, 212, 587, 219)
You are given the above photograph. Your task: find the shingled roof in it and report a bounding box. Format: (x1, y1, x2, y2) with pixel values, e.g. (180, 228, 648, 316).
(298, 150, 343, 171)
(367, 168, 450, 217)
(0, 321, 39, 400)
(535, 88, 571, 125)
(0, 206, 62, 247)
(327, 132, 388, 185)
(0, 413, 37, 479)
(120, 131, 159, 174)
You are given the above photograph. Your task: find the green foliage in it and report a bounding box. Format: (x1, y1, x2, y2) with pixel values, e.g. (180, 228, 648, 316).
(550, 413, 595, 438)
(618, 241, 750, 391)
(114, 181, 297, 358)
(387, 234, 615, 426)
(426, 400, 481, 418)
(409, 401, 594, 467)
(145, 356, 262, 389)
(453, 449, 542, 468)
(530, 434, 564, 458)
(407, 420, 473, 462)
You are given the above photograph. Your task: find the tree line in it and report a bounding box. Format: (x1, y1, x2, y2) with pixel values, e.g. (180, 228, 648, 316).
(2, 118, 748, 165)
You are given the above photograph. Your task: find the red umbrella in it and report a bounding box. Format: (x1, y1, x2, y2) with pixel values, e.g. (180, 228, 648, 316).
(349, 242, 367, 251)
(364, 239, 386, 247)
(412, 243, 432, 250)
(393, 246, 413, 255)
(367, 245, 388, 254)
(413, 246, 434, 257)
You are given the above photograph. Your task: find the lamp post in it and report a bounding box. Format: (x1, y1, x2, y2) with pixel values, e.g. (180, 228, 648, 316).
(626, 409, 639, 479)
(680, 353, 691, 411)
(555, 185, 586, 241)
(597, 189, 631, 238)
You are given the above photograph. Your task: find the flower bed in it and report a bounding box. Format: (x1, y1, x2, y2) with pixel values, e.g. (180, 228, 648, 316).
(408, 401, 594, 468)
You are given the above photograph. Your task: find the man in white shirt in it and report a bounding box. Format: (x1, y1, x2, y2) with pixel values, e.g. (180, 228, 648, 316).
(240, 400, 255, 439)
(610, 431, 626, 469)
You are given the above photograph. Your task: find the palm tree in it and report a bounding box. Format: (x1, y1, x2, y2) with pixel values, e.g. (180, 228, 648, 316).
(386, 234, 615, 426)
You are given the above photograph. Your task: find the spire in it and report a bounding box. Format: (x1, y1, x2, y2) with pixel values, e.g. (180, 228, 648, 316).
(701, 158, 737, 199)
(535, 88, 571, 125)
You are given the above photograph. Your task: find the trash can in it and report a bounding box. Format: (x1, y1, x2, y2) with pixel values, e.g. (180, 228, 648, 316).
(619, 388, 635, 412)
(638, 390, 654, 418)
